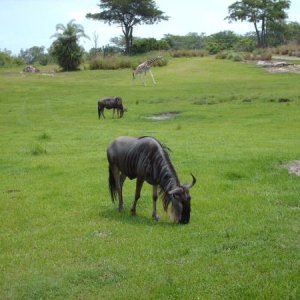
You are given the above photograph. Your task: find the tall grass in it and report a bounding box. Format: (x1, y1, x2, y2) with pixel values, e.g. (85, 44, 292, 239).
(89, 52, 168, 70)
(0, 57, 299, 299)
(169, 49, 208, 57)
(90, 55, 133, 70)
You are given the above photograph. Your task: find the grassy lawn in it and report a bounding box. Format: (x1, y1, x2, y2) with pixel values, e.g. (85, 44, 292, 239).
(1, 57, 299, 299)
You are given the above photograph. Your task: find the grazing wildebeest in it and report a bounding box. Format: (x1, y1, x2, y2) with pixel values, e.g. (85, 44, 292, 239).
(107, 136, 196, 224)
(98, 96, 125, 119)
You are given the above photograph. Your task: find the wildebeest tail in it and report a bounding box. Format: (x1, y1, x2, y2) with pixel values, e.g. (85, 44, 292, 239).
(108, 166, 117, 202)
(98, 104, 101, 119)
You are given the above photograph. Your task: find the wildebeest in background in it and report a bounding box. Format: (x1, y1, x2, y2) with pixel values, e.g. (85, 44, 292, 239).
(107, 136, 196, 224)
(98, 96, 125, 119)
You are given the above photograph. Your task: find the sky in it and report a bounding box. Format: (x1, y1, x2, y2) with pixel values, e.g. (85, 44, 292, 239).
(1, 0, 300, 55)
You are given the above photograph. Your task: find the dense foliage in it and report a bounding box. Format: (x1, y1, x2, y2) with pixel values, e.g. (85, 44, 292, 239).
(19, 46, 48, 65)
(0, 49, 24, 66)
(226, 0, 291, 48)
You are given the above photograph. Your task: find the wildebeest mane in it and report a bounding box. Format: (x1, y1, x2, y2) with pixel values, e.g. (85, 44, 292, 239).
(137, 136, 179, 211)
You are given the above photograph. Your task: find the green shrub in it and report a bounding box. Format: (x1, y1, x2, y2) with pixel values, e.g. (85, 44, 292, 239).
(244, 51, 272, 61)
(169, 49, 207, 58)
(215, 52, 228, 59)
(0, 51, 24, 67)
(215, 51, 244, 62)
(90, 55, 132, 70)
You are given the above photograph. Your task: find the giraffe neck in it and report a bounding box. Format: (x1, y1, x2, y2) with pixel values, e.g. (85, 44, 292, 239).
(146, 56, 162, 66)
(134, 56, 162, 74)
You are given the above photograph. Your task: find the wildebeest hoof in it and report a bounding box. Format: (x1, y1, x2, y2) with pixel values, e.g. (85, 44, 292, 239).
(152, 214, 159, 221)
(118, 205, 124, 212)
(130, 209, 137, 216)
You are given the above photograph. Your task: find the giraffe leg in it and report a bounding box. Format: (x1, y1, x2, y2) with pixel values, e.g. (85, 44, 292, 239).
(149, 70, 156, 85)
(142, 72, 146, 86)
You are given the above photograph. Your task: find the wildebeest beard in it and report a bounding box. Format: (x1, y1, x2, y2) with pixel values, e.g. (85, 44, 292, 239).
(180, 201, 191, 224)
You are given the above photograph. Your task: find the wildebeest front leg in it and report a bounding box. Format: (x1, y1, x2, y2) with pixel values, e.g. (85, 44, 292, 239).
(152, 185, 159, 221)
(131, 178, 144, 216)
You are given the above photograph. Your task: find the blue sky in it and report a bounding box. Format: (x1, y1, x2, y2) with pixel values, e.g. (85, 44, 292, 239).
(1, 0, 300, 55)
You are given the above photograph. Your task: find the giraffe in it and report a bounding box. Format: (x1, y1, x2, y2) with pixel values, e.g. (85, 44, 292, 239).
(132, 56, 163, 86)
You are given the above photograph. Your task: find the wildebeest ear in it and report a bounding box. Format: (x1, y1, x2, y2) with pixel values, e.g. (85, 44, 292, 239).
(168, 187, 183, 195)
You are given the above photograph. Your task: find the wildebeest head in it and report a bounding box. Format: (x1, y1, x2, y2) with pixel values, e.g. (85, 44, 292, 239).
(168, 174, 196, 224)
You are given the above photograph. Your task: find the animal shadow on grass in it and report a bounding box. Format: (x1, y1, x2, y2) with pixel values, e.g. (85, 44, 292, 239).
(99, 206, 174, 227)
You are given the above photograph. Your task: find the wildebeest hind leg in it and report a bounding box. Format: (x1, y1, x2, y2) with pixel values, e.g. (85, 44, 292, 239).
(152, 185, 159, 221)
(111, 166, 123, 211)
(131, 178, 144, 216)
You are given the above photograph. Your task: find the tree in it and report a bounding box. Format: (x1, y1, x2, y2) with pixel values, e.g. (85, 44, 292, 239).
(206, 31, 240, 54)
(226, 0, 290, 48)
(163, 33, 207, 50)
(284, 21, 300, 44)
(19, 46, 48, 65)
(86, 0, 169, 55)
(50, 20, 89, 71)
(131, 37, 169, 54)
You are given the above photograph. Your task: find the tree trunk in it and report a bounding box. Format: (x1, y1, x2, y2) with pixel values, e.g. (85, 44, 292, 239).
(122, 24, 133, 55)
(253, 22, 262, 48)
(261, 15, 267, 48)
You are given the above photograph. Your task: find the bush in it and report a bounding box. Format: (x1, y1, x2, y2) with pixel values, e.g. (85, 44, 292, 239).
(169, 49, 207, 58)
(90, 55, 132, 70)
(272, 44, 300, 57)
(215, 51, 244, 62)
(132, 38, 170, 55)
(0, 51, 13, 66)
(244, 51, 272, 61)
(0, 50, 25, 67)
(227, 52, 243, 61)
(215, 52, 228, 59)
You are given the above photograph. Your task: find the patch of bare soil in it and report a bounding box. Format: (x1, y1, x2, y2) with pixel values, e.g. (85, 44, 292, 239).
(257, 60, 300, 74)
(283, 161, 300, 176)
(145, 112, 180, 120)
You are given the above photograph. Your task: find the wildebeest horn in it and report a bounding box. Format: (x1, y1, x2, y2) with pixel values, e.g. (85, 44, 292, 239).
(185, 173, 196, 189)
(168, 187, 183, 195)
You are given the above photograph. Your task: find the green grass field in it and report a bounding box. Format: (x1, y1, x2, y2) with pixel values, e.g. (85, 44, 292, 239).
(1, 57, 299, 299)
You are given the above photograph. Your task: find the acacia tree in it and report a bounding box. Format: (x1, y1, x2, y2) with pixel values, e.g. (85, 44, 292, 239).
(50, 20, 89, 71)
(226, 0, 290, 48)
(86, 0, 169, 55)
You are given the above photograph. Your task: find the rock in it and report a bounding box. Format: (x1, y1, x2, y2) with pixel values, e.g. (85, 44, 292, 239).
(23, 65, 40, 73)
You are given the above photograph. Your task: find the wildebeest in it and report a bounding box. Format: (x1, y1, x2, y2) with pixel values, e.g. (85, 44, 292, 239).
(98, 96, 125, 119)
(107, 136, 196, 224)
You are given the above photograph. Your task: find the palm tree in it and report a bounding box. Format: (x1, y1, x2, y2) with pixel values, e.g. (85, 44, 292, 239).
(50, 20, 90, 71)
